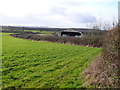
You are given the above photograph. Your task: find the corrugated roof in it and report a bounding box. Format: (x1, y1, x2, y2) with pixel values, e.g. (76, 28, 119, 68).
(61, 30, 81, 32)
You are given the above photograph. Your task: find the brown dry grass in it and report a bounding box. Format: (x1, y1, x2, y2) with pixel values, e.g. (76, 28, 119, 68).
(82, 56, 116, 88)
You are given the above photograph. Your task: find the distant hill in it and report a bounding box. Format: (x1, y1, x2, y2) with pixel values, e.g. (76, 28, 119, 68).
(1, 25, 107, 35)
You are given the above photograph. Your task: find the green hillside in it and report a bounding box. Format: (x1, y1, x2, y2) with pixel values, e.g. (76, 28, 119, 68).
(2, 33, 101, 88)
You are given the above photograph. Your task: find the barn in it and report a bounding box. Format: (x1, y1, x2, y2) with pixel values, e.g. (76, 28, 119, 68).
(58, 30, 82, 37)
(55, 28, 107, 37)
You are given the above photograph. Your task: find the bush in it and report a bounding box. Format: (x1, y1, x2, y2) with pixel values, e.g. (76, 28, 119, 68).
(102, 27, 120, 87)
(10, 34, 103, 47)
(82, 27, 120, 88)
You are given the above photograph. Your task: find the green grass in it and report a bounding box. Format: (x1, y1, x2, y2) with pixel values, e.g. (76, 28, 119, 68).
(2, 33, 101, 88)
(24, 30, 53, 35)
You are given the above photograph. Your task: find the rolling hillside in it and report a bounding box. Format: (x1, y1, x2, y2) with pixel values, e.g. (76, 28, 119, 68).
(2, 33, 101, 88)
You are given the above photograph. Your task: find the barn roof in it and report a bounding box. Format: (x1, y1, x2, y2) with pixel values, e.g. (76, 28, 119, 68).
(61, 30, 81, 32)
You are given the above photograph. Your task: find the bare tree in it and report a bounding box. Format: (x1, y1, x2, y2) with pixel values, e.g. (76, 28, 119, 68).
(87, 18, 117, 30)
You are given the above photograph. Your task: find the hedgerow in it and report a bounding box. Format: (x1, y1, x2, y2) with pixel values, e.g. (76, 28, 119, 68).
(10, 34, 103, 47)
(82, 27, 120, 88)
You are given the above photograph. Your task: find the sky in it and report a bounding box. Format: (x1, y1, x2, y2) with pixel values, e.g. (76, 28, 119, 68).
(0, 0, 118, 28)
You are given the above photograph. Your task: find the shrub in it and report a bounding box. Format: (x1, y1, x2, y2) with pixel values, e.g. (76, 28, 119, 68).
(102, 27, 120, 87)
(10, 34, 103, 47)
(82, 27, 120, 88)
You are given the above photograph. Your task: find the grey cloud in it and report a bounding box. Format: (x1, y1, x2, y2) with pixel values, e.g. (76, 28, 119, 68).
(0, 14, 66, 27)
(0, 11, 96, 27)
(49, 0, 83, 16)
(71, 13, 97, 23)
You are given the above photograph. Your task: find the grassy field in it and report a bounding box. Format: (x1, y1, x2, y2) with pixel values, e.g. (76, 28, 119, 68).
(2, 33, 101, 88)
(24, 30, 54, 35)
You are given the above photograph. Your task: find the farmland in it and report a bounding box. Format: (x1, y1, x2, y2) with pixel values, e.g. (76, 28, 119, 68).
(2, 33, 101, 88)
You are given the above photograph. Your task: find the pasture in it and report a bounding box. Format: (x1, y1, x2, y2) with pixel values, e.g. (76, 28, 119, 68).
(2, 33, 101, 88)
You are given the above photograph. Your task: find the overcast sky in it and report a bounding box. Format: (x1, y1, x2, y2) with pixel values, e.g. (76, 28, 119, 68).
(0, 0, 118, 28)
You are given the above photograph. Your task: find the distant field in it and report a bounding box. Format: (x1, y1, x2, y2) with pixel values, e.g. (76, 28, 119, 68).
(2, 33, 101, 88)
(24, 30, 53, 35)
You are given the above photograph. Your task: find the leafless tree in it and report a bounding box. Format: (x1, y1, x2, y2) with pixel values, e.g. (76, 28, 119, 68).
(87, 18, 118, 30)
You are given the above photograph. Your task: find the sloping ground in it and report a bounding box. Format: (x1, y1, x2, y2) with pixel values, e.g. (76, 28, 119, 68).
(82, 27, 119, 88)
(2, 33, 101, 88)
